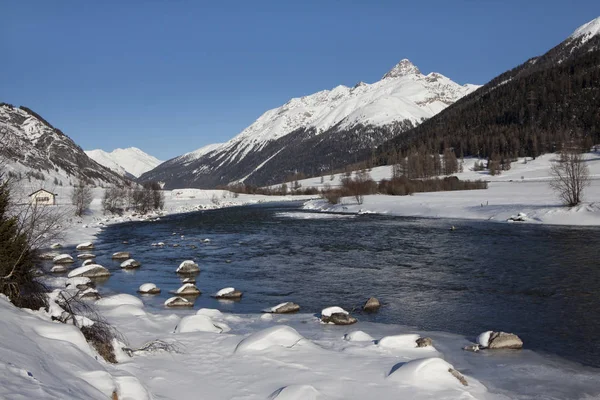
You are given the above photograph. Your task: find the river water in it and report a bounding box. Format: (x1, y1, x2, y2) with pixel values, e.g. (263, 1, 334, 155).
(91, 202, 600, 368)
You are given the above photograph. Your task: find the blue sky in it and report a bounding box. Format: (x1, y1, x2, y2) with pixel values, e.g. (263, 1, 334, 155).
(2, 1, 600, 160)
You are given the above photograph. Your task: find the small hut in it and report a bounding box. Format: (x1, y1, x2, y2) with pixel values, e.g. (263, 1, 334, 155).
(29, 189, 57, 206)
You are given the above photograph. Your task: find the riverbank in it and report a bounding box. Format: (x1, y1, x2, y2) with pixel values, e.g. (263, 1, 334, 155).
(301, 152, 600, 226)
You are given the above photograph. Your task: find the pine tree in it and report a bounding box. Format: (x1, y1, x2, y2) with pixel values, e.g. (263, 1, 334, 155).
(0, 178, 46, 309)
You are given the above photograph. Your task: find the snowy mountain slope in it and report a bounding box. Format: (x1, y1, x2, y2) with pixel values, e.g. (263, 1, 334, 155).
(142, 59, 479, 188)
(380, 16, 600, 164)
(0, 103, 129, 187)
(85, 147, 162, 178)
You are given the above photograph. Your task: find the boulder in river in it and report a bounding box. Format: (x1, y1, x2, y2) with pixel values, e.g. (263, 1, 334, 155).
(138, 283, 161, 294)
(173, 283, 201, 296)
(213, 287, 243, 300)
(39, 252, 60, 260)
(51, 265, 68, 273)
(112, 251, 130, 260)
(363, 297, 381, 312)
(120, 259, 141, 269)
(164, 296, 194, 308)
(53, 254, 74, 264)
(487, 331, 523, 349)
(266, 302, 300, 314)
(68, 264, 111, 279)
(320, 306, 357, 325)
(50, 243, 62, 249)
(82, 259, 94, 267)
(76, 242, 95, 251)
(77, 253, 96, 260)
(176, 260, 199, 274)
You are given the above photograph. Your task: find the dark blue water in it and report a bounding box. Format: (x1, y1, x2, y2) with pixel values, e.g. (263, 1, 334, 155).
(75, 202, 600, 367)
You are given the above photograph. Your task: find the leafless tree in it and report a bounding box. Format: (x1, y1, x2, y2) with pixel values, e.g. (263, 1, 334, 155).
(71, 181, 93, 216)
(550, 147, 590, 206)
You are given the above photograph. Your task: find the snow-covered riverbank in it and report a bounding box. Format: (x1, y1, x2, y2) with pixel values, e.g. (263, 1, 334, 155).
(3, 290, 600, 400)
(301, 152, 600, 226)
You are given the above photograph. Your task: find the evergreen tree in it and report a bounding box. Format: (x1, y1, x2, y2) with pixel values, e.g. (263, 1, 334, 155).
(0, 178, 47, 309)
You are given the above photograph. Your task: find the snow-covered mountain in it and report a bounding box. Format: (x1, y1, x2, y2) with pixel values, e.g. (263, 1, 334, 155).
(0, 103, 129, 187)
(142, 59, 480, 188)
(85, 147, 162, 178)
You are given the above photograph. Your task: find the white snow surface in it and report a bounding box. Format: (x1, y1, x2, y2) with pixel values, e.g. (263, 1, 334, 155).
(478, 331, 493, 348)
(85, 147, 162, 178)
(300, 151, 600, 226)
(177, 59, 479, 167)
(569, 16, 600, 44)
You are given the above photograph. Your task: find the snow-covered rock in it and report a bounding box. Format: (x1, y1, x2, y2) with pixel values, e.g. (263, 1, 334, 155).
(320, 306, 356, 325)
(76, 253, 96, 260)
(76, 242, 94, 250)
(120, 259, 141, 269)
(386, 357, 468, 388)
(378, 334, 421, 349)
(137, 283, 161, 294)
(477, 331, 492, 348)
(265, 302, 300, 314)
(82, 259, 94, 267)
(53, 254, 74, 264)
(78, 288, 100, 300)
(96, 294, 143, 308)
(343, 331, 375, 342)
(50, 265, 68, 273)
(269, 384, 322, 400)
(39, 252, 60, 260)
(235, 326, 307, 353)
(164, 296, 193, 308)
(174, 315, 228, 334)
(112, 251, 130, 260)
(196, 308, 224, 319)
(50, 243, 62, 249)
(176, 260, 199, 274)
(214, 287, 243, 299)
(174, 283, 201, 295)
(65, 277, 93, 290)
(68, 264, 111, 278)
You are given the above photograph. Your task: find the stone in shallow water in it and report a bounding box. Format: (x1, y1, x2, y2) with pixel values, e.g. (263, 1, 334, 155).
(487, 331, 523, 349)
(112, 251, 130, 260)
(268, 302, 300, 314)
(164, 296, 193, 308)
(138, 283, 160, 294)
(176, 260, 199, 274)
(76, 242, 94, 250)
(322, 312, 357, 325)
(120, 259, 141, 269)
(363, 297, 381, 312)
(68, 264, 111, 279)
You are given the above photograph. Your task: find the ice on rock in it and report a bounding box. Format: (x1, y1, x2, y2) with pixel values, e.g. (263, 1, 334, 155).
(343, 331, 375, 342)
(269, 384, 322, 400)
(477, 331, 492, 348)
(174, 315, 229, 334)
(235, 325, 308, 353)
(216, 287, 235, 297)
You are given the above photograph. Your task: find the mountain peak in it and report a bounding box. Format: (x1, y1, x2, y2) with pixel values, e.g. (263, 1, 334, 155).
(569, 16, 600, 43)
(382, 59, 421, 80)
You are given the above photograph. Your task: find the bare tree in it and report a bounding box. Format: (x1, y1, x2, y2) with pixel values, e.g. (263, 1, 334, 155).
(71, 181, 93, 216)
(550, 147, 590, 206)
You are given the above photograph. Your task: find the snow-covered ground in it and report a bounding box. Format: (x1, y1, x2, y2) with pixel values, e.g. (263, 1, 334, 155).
(298, 151, 600, 226)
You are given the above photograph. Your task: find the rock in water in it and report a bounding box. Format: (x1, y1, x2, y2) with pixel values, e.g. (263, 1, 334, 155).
(77, 253, 96, 260)
(76, 242, 94, 250)
(112, 251, 130, 260)
(363, 297, 381, 312)
(487, 331, 523, 349)
(214, 287, 243, 299)
(53, 254, 74, 264)
(164, 296, 193, 308)
(268, 302, 300, 314)
(68, 264, 111, 278)
(416, 337, 433, 348)
(176, 260, 200, 274)
(120, 259, 141, 269)
(323, 312, 357, 325)
(174, 283, 201, 295)
(138, 283, 161, 294)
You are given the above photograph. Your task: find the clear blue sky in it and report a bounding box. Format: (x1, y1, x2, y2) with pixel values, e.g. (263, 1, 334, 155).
(2, 1, 599, 160)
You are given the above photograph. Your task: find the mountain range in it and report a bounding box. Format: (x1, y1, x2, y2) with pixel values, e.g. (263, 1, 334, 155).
(376, 16, 600, 166)
(0, 104, 128, 187)
(85, 148, 162, 179)
(140, 60, 479, 188)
